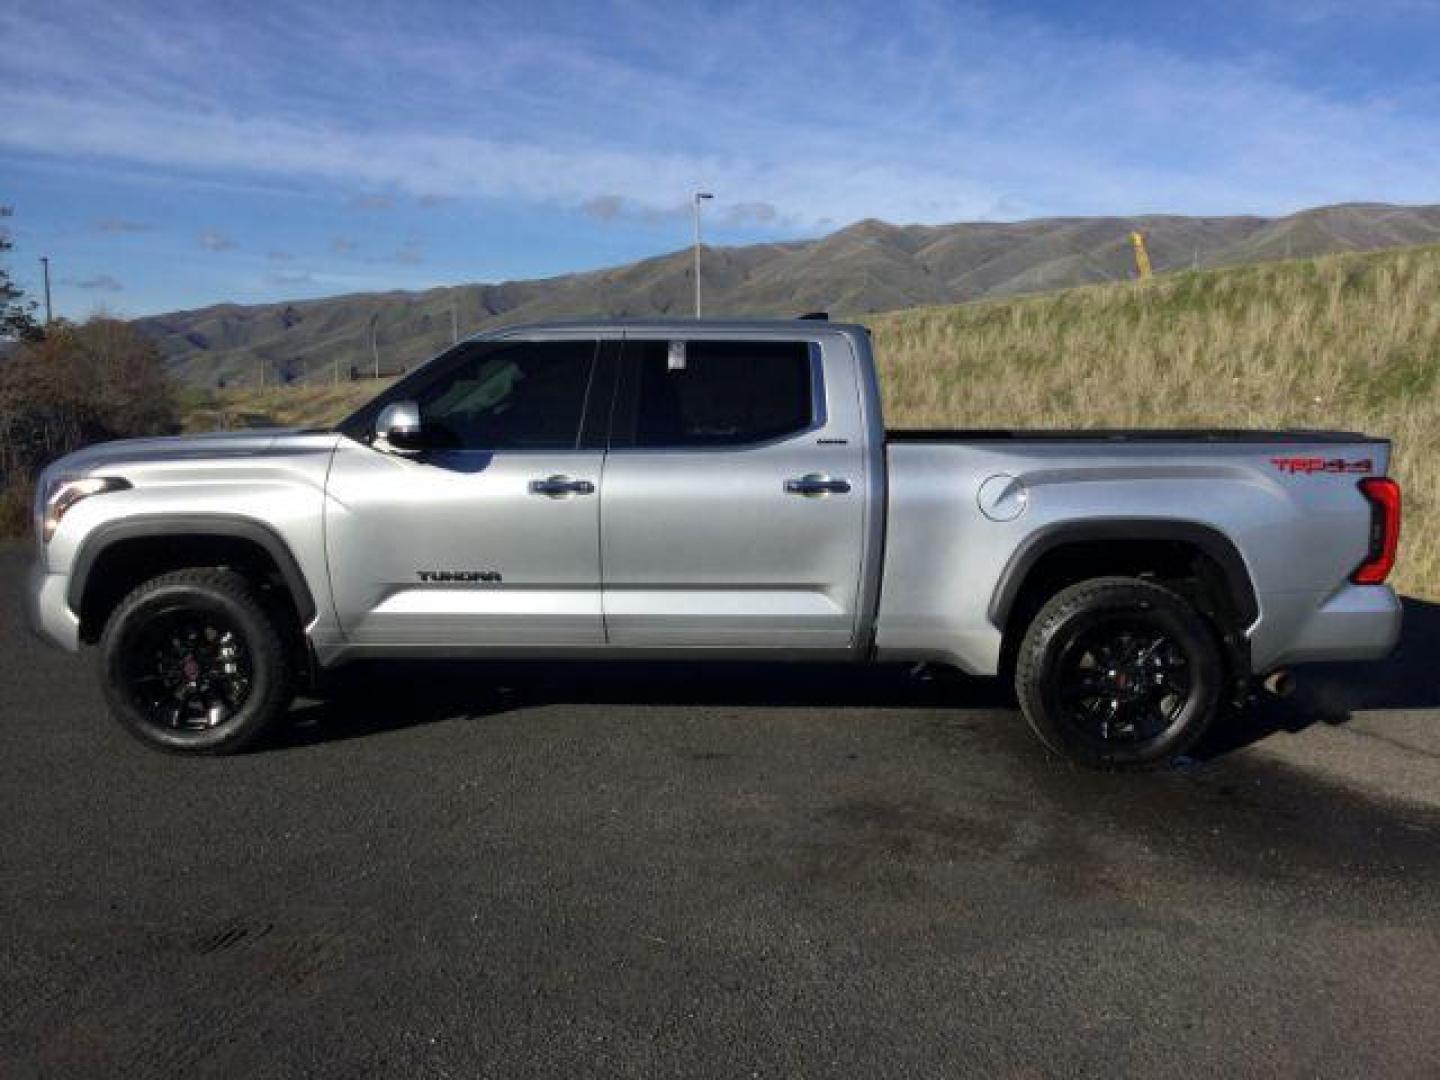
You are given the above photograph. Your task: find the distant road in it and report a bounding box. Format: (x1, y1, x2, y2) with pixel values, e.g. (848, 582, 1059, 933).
(2, 542, 1437, 1077)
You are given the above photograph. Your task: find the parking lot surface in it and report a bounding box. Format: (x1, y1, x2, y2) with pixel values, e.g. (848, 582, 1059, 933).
(2, 544, 1438, 1077)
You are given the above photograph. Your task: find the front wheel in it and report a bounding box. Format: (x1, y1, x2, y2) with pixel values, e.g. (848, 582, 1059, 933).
(1014, 576, 1225, 769)
(98, 568, 295, 755)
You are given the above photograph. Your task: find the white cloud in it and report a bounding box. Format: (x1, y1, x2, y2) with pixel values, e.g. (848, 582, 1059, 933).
(1254, 0, 1440, 22)
(198, 229, 236, 252)
(94, 218, 151, 234)
(2, 0, 1439, 231)
(67, 273, 123, 291)
(581, 194, 626, 222)
(348, 193, 395, 211)
(388, 237, 425, 266)
(724, 202, 781, 226)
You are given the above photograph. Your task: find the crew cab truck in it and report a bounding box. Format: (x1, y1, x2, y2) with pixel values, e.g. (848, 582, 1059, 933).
(25, 320, 1402, 767)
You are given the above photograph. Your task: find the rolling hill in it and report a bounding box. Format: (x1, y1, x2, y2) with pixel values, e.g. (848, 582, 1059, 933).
(140, 202, 1440, 388)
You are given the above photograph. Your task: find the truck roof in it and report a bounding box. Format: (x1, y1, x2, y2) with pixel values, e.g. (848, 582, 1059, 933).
(483, 318, 869, 338)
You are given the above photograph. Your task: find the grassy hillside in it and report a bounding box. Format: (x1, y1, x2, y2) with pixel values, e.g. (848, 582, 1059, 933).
(869, 244, 1440, 598)
(193, 243, 1440, 597)
(180, 380, 395, 433)
(143, 202, 1440, 389)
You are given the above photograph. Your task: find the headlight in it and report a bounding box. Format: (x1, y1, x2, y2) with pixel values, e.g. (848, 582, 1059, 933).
(41, 476, 132, 542)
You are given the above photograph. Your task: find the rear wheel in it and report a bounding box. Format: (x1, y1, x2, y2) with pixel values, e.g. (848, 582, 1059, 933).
(99, 568, 294, 754)
(1014, 576, 1224, 769)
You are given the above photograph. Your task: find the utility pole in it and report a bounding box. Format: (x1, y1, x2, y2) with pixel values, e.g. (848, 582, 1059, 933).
(692, 191, 714, 317)
(39, 256, 53, 324)
(369, 310, 381, 378)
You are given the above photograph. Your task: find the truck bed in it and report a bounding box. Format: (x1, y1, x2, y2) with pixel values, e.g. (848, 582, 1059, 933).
(887, 428, 1384, 444)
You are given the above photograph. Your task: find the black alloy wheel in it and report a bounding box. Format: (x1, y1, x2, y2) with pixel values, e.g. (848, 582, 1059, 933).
(123, 608, 254, 733)
(1015, 576, 1225, 769)
(1054, 617, 1192, 745)
(99, 568, 294, 755)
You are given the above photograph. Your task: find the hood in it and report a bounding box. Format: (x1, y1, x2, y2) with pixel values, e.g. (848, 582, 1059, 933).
(45, 428, 331, 477)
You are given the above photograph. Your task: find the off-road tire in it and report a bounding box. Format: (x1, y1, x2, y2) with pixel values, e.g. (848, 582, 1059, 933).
(1014, 576, 1224, 770)
(98, 568, 294, 755)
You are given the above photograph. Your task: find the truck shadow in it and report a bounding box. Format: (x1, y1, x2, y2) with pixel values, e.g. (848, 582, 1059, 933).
(277, 659, 1009, 750)
(274, 598, 1440, 759)
(1195, 596, 1440, 759)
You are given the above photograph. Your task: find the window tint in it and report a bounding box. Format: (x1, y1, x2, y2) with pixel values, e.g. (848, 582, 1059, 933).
(416, 340, 596, 450)
(626, 340, 814, 448)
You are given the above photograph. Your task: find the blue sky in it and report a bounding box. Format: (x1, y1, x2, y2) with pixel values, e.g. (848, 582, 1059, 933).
(3, 0, 1440, 317)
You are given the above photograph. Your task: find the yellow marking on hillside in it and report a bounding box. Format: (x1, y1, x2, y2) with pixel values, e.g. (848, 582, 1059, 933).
(1130, 230, 1153, 280)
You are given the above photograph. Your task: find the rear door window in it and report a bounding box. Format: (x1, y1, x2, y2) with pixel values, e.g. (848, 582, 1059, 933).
(617, 340, 815, 448)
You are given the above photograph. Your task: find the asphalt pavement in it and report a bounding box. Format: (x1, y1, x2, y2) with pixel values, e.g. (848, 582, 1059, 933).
(2, 542, 1438, 1077)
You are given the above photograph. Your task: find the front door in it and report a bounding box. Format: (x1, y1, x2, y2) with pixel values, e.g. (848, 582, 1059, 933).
(325, 336, 609, 648)
(599, 334, 870, 649)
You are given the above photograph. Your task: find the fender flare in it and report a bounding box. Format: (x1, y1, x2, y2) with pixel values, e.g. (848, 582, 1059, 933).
(67, 514, 318, 624)
(988, 519, 1259, 630)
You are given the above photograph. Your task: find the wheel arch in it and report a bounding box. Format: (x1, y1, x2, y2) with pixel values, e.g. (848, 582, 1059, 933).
(991, 519, 1258, 674)
(69, 515, 317, 644)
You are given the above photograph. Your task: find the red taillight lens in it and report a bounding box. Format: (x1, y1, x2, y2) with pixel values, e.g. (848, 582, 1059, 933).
(1352, 477, 1401, 585)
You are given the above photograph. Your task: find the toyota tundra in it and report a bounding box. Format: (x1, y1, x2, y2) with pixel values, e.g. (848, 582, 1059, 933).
(25, 319, 1403, 767)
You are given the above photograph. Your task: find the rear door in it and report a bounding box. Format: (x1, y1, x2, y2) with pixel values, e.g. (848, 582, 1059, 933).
(599, 333, 869, 649)
(325, 336, 613, 648)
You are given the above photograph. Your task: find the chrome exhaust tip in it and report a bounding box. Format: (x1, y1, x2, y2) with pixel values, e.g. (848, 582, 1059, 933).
(1262, 669, 1296, 698)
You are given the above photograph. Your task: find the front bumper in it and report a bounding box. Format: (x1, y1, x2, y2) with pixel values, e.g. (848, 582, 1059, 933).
(24, 556, 81, 653)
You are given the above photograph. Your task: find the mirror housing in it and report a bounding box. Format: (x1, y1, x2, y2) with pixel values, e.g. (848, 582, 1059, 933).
(375, 400, 424, 453)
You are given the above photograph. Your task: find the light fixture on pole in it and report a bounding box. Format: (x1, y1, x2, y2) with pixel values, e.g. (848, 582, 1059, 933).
(692, 192, 714, 317)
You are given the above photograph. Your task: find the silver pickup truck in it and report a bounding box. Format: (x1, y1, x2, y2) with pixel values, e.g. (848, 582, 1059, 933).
(25, 319, 1402, 767)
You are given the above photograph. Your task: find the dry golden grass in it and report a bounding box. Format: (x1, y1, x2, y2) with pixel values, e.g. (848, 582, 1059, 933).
(182, 379, 393, 433)
(190, 244, 1440, 597)
(869, 245, 1440, 598)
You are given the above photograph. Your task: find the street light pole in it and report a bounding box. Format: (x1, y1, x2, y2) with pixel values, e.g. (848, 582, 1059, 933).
(39, 256, 53, 325)
(692, 192, 713, 317)
(369, 311, 381, 379)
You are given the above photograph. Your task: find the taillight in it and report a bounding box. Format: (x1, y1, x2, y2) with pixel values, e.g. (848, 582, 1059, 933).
(1352, 477, 1401, 585)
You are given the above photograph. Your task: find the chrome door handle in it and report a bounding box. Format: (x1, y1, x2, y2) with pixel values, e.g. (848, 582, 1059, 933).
(784, 473, 851, 497)
(529, 475, 595, 498)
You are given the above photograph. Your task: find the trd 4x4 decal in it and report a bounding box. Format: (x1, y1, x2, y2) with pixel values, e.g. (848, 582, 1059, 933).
(1271, 456, 1373, 476)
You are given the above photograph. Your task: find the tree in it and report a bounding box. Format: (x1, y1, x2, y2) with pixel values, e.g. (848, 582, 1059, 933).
(0, 206, 43, 343)
(0, 318, 178, 527)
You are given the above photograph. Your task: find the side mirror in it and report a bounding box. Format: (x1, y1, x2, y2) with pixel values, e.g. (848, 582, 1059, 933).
(375, 400, 424, 453)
